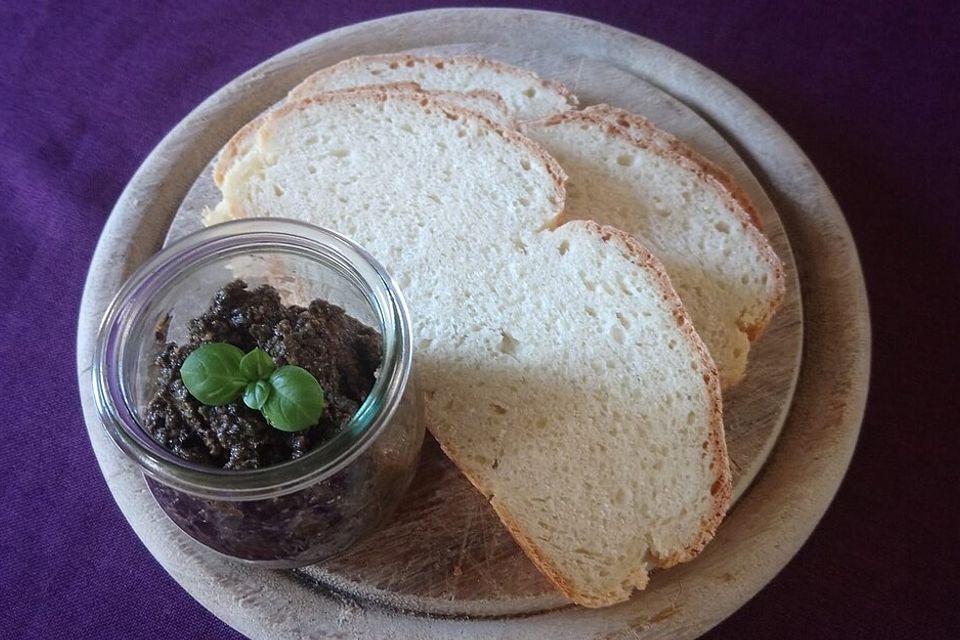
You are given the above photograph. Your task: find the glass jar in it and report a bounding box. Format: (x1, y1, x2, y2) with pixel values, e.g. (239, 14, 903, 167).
(94, 219, 423, 568)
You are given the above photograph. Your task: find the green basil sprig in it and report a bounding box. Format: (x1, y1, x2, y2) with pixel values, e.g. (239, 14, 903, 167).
(180, 344, 325, 432)
(178, 343, 246, 405)
(262, 366, 325, 433)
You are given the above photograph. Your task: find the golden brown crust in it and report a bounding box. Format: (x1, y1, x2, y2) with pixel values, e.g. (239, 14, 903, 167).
(295, 81, 510, 120)
(455, 88, 510, 119)
(213, 112, 268, 187)
(522, 108, 786, 346)
(290, 53, 579, 109)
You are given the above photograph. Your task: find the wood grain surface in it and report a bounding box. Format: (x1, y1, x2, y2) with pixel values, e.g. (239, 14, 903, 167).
(76, 10, 868, 639)
(165, 43, 803, 617)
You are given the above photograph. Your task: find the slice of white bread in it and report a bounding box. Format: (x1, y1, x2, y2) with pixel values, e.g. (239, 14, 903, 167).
(287, 54, 577, 122)
(212, 82, 511, 188)
(582, 104, 764, 228)
(521, 110, 785, 388)
(427, 223, 729, 606)
(211, 90, 730, 607)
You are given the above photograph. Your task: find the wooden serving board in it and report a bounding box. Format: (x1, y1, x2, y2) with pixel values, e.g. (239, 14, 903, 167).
(167, 41, 802, 618)
(77, 10, 869, 639)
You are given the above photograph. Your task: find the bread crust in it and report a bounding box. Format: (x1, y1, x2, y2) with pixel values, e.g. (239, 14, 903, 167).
(522, 108, 786, 345)
(288, 53, 579, 111)
(425, 221, 730, 608)
(449, 88, 510, 119)
(213, 111, 269, 187)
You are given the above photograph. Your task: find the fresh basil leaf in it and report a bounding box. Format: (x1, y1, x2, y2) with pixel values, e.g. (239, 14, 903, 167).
(180, 343, 246, 406)
(239, 347, 275, 382)
(261, 366, 325, 432)
(243, 380, 272, 411)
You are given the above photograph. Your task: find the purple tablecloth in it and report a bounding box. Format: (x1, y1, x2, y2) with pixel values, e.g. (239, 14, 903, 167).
(2, 1, 958, 638)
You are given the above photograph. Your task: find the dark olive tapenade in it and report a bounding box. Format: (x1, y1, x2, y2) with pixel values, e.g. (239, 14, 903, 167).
(145, 280, 383, 470)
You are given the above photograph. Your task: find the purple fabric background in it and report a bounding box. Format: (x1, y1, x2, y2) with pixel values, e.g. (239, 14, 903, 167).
(2, 1, 958, 638)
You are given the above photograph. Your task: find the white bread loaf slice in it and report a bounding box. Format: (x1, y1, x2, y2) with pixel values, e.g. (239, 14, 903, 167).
(582, 104, 764, 229)
(521, 110, 785, 388)
(427, 223, 729, 606)
(287, 54, 577, 122)
(211, 91, 730, 606)
(212, 82, 511, 188)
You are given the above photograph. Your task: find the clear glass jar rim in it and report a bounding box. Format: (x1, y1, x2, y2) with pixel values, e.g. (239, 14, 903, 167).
(93, 218, 413, 500)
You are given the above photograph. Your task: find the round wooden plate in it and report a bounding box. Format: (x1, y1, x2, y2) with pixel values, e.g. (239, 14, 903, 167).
(76, 9, 869, 639)
(166, 39, 803, 618)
